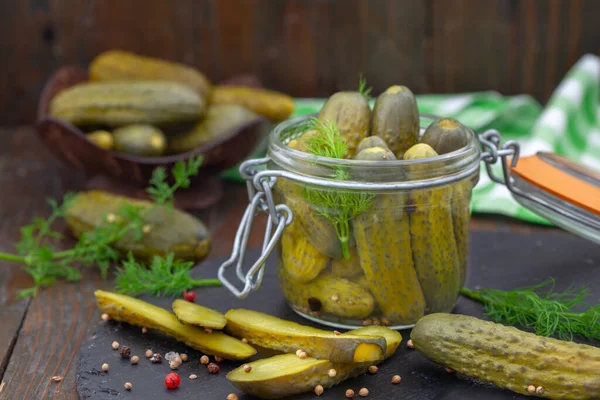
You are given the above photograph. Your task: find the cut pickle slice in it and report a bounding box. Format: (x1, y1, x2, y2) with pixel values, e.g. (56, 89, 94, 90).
(227, 326, 400, 399)
(95, 290, 256, 360)
(224, 309, 386, 363)
(172, 299, 227, 329)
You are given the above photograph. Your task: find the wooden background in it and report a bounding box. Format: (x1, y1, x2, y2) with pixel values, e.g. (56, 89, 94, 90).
(0, 0, 599, 126)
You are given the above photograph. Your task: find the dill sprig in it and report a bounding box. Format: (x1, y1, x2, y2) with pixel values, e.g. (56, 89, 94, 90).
(1, 156, 214, 298)
(302, 118, 373, 259)
(460, 279, 600, 341)
(114, 253, 221, 297)
(358, 74, 372, 100)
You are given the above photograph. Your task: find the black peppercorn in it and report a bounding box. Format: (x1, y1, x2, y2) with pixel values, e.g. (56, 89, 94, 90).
(308, 297, 322, 312)
(150, 353, 162, 363)
(119, 345, 131, 359)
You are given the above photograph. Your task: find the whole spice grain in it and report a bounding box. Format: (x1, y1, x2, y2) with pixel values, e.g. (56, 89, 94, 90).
(368, 365, 378, 374)
(334, 330, 341, 336)
(101, 313, 110, 321)
(330, 294, 340, 302)
(314, 385, 324, 396)
(169, 359, 181, 370)
(141, 327, 148, 334)
(204, 327, 213, 334)
(142, 224, 152, 234)
(131, 355, 139, 365)
(358, 388, 369, 397)
(150, 353, 162, 363)
(527, 385, 536, 394)
(165, 373, 180, 389)
(227, 394, 238, 400)
(124, 382, 132, 390)
(445, 368, 455, 374)
(407, 339, 414, 349)
(241, 338, 248, 344)
(101, 363, 109, 372)
(189, 374, 198, 380)
(298, 351, 307, 360)
(183, 289, 196, 302)
(119, 345, 131, 359)
(327, 369, 337, 378)
(536, 387, 545, 395)
(111, 341, 119, 350)
(391, 375, 401, 384)
(243, 365, 252, 373)
(180, 353, 188, 362)
(345, 389, 355, 398)
(207, 363, 220, 374)
(51, 376, 62, 382)
(200, 355, 209, 365)
(214, 355, 223, 363)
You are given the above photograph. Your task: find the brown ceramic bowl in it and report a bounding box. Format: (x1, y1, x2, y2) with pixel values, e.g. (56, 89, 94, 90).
(36, 66, 272, 191)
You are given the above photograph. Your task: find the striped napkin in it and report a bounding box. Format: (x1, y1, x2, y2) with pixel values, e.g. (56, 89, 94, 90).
(223, 54, 600, 225)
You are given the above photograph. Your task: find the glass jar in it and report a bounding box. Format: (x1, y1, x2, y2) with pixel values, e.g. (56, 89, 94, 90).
(219, 114, 486, 330)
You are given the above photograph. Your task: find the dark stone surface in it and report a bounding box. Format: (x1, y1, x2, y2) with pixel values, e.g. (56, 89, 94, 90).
(76, 230, 600, 399)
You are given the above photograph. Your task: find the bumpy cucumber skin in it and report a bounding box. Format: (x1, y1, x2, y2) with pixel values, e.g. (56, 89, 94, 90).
(224, 309, 385, 363)
(95, 291, 256, 360)
(355, 136, 390, 154)
(276, 180, 343, 260)
(451, 177, 474, 287)
(421, 118, 472, 154)
(86, 130, 114, 150)
(408, 184, 461, 313)
(411, 313, 600, 400)
(353, 146, 397, 161)
(352, 194, 426, 325)
(281, 216, 329, 283)
(329, 247, 363, 278)
(65, 191, 211, 262)
(317, 92, 371, 158)
(371, 85, 419, 159)
(210, 85, 295, 122)
(113, 124, 167, 156)
(279, 269, 375, 319)
(227, 326, 400, 399)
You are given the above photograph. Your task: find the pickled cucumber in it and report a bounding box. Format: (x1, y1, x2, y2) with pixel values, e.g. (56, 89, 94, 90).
(86, 130, 114, 150)
(224, 309, 386, 363)
(287, 130, 319, 152)
(452, 178, 473, 287)
(95, 290, 256, 360)
(278, 181, 343, 260)
(371, 85, 419, 159)
(279, 270, 375, 319)
(113, 124, 167, 156)
(411, 313, 600, 400)
(404, 148, 461, 313)
(227, 326, 400, 399)
(65, 191, 211, 262)
(329, 247, 363, 278)
(355, 136, 389, 154)
(403, 143, 438, 160)
(354, 146, 397, 161)
(317, 92, 371, 158)
(171, 299, 227, 329)
(352, 194, 426, 325)
(421, 118, 472, 154)
(281, 216, 329, 283)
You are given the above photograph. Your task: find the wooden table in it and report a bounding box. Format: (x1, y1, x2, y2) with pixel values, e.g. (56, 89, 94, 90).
(0, 127, 560, 399)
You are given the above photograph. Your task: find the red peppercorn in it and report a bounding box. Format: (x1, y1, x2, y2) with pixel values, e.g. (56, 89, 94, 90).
(165, 372, 181, 389)
(183, 290, 196, 302)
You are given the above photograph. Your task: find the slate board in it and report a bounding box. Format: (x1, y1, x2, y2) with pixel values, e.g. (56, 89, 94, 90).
(77, 230, 600, 400)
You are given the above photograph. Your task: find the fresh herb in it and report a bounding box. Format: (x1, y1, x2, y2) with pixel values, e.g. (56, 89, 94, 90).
(460, 279, 600, 341)
(114, 253, 221, 297)
(358, 74, 372, 100)
(0, 156, 215, 298)
(302, 118, 373, 259)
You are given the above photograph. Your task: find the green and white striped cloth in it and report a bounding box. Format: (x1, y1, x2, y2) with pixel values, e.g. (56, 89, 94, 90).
(224, 54, 600, 225)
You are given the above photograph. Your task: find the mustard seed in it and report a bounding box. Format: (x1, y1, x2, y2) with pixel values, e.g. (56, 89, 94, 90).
(358, 388, 369, 397)
(242, 338, 248, 343)
(124, 382, 132, 390)
(145, 349, 153, 358)
(391, 375, 401, 384)
(314, 384, 324, 396)
(227, 394, 238, 400)
(141, 327, 148, 334)
(327, 368, 337, 377)
(131, 356, 139, 365)
(536, 387, 545, 395)
(298, 351, 307, 359)
(180, 353, 188, 362)
(101, 363, 109, 372)
(111, 341, 119, 350)
(215, 356, 223, 363)
(345, 389, 355, 398)
(101, 313, 110, 321)
(243, 365, 252, 373)
(200, 355, 209, 365)
(368, 365, 378, 374)
(527, 385, 536, 393)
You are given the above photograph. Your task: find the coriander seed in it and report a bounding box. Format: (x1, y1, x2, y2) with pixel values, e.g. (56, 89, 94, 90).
(101, 313, 110, 321)
(527, 385, 536, 393)
(101, 363, 109, 372)
(131, 355, 139, 365)
(314, 385, 324, 396)
(111, 341, 119, 350)
(391, 375, 401, 384)
(358, 387, 369, 397)
(298, 351, 307, 359)
(180, 353, 188, 362)
(327, 368, 337, 378)
(169, 359, 181, 370)
(243, 364, 252, 373)
(141, 327, 148, 334)
(200, 355, 209, 365)
(145, 349, 153, 358)
(536, 387, 545, 395)
(368, 365, 378, 374)
(124, 382, 132, 390)
(214, 355, 223, 363)
(189, 374, 198, 380)
(227, 394, 238, 400)
(345, 389, 355, 398)
(242, 338, 248, 343)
